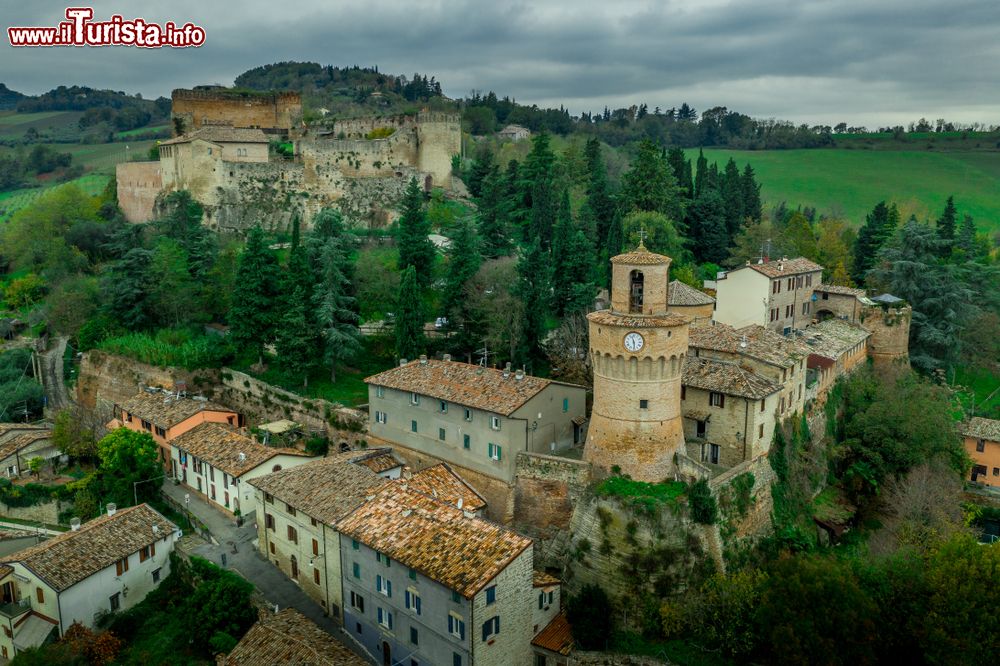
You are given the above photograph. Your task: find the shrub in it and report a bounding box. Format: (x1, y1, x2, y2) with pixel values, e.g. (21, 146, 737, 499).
(567, 583, 613, 650)
(688, 479, 718, 524)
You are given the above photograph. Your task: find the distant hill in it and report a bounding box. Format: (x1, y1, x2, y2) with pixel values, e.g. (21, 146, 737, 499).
(0, 84, 25, 111)
(15, 85, 169, 115)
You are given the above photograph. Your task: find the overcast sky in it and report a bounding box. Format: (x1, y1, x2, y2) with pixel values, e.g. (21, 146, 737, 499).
(2, 0, 999, 127)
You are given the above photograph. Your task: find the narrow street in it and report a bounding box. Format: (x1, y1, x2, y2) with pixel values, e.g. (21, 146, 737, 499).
(159, 481, 373, 663)
(38, 336, 71, 411)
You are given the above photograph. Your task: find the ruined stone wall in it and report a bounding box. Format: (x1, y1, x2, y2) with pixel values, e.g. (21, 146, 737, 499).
(416, 114, 462, 187)
(862, 305, 911, 367)
(116, 161, 162, 223)
(171, 89, 301, 134)
(0, 500, 68, 525)
(299, 130, 418, 178)
(513, 452, 592, 541)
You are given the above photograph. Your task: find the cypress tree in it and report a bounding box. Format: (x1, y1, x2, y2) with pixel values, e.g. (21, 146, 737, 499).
(694, 149, 708, 198)
(957, 214, 978, 258)
(687, 190, 729, 264)
(741, 163, 763, 223)
(443, 219, 483, 355)
(314, 237, 361, 382)
(104, 248, 154, 331)
(666, 147, 690, 197)
(467, 143, 495, 198)
(276, 285, 315, 389)
(395, 265, 425, 361)
(290, 214, 301, 251)
(585, 138, 616, 251)
(935, 195, 957, 254)
(551, 190, 576, 317)
(721, 158, 745, 237)
(619, 139, 685, 222)
(229, 227, 280, 366)
(477, 167, 511, 258)
(852, 201, 896, 284)
(397, 177, 435, 288)
(528, 179, 556, 248)
(514, 237, 551, 371)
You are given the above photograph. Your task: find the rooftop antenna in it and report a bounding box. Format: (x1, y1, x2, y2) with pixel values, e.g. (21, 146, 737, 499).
(475, 341, 491, 368)
(740, 334, 748, 349)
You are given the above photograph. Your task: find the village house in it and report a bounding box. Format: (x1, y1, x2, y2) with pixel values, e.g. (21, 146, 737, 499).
(497, 124, 531, 141)
(812, 283, 868, 322)
(0, 425, 58, 478)
(689, 322, 809, 419)
(668, 279, 716, 324)
(113, 390, 240, 470)
(0, 504, 178, 660)
(529, 571, 571, 665)
(681, 357, 783, 469)
(248, 450, 396, 618)
(218, 607, 368, 666)
(337, 483, 539, 666)
(964, 417, 1000, 487)
(365, 356, 586, 520)
(170, 422, 313, 518)
(714, 257, 823, 333)
(798, 318, 871, 402)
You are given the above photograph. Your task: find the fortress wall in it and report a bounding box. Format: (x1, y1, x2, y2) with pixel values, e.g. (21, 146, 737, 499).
(862, 305, 911, 367)
(171, 89, 301, 133)
(299, 131, 419, 178)
(116, 161, 162, 223)
(417, 117, 462, 187)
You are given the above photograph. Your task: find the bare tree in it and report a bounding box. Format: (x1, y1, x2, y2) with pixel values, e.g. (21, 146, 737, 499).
(544, 311, 592, 386)
(464, 258, 523, 365)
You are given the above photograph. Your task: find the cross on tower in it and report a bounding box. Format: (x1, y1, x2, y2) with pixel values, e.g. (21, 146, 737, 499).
(637, 226, 648, 249)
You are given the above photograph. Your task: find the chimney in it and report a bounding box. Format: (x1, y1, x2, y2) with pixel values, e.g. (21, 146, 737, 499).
(457, 498, 464, 509)
(238, 452, 246, 463)
(70, 517, 81, 531)
(419, 354, 428, 365)
(107, 503, 117, 517)
(463, 510, 476, 519)
(399, 358, 408, 367)
(515, 368, 525, 381)
(152, 524, 160, 536)
(503, 362, 511, 378)
(402, 509, 413, 517)
(442, 353, 451, 362)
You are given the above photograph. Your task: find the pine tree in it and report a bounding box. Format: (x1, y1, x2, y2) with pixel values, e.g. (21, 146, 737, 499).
(314, 237, 361, 382)
(290, 214, 301, 251)
(397, 177, 435, 288)
(529, 179, 556, 248)
(935, 195, 957, 255)
(467, 143, 495, 198)
(514, 237, 551, 371)
(229, 227, 280, 366)
(666, 148, 693, 199)
(741, 163, 762, 223)
(687, 191, 729, 264)
(563, 228, 596, 315)
(585, 138, 616, 250)
(443, 219, 483, 354)
(477, 167, 511, 258)
(515, 132, 556, 235)
(619, 140, 685, 222)
(551, 191, 576, 317)
(395, 265, 425, 361)
(956, 214, 978, 258)
(720, 158, 745, 237)
(694, 149, 708, 198)
(104, 247, 154, 330)
(852, 201, 896, 284)
(276, 286, 315, 389)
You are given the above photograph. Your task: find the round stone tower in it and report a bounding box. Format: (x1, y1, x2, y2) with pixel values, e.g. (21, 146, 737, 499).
(584, 244, 690, 482)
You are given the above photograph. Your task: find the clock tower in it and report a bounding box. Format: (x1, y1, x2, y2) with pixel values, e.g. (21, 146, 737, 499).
(584, 244, 690, 481)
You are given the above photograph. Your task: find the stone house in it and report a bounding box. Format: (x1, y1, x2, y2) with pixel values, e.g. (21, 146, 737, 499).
(0, 504, 178, 659)
(498, 125, 531, 141)
(812, 284, 867, 322)
(714, 257, 823, 333)
(218, 607, 368, 665)
(365, 357, 587, 521)
(964, 418, 1000, 487)
(681, 357, 783, 470)
(112, 390, 240, 470)
(170, 422, 313, 518)
(689, 322, 809, 419)
(247, 450, 396, 618)
(0, 426, 58, 478)
(798, 318, 871, 402)
(337, 483, 538, 666)
(668, 279, 716, 324)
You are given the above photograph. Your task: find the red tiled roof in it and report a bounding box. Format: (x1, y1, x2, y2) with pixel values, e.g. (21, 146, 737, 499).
(532, 612, 574, 656)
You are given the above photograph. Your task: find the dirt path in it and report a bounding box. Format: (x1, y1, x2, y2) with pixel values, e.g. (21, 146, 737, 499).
(39, 336, 72, 411)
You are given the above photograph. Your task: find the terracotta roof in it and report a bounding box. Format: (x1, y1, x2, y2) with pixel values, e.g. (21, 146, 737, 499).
(533, 570, 561, 588)
(611, 246, 671, 266)
(0, 530, 38, 542)
(172, 422, 309, 477)
(0, 424, 48, 442)
(683, 357, 782, 400)
(219, 608, 367, 666)
(797, 319, 870, 361)
(407, 463, 487, 512)
(0, 431, 52, 462)
(120, 391, 235, 431)
(160, 127, 269, 146)
(366, 359, 576, 417)
(4, 504, 177, 592)
(814, 284, 866, 298)
(668, 280, 715, 306)
(689, 322, 808, 368)
(0, 564, 10, 579)
(337, 484, 532, 598)
(353, 451, 401, 474)
(587, 310, 689, 329)
(963, 417, 1000, 442)
(247, 452, 388, 525)
(744, 257, 823, 278)
(532, 612, 574, 656)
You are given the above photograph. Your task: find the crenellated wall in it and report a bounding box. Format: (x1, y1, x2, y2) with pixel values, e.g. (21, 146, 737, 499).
(171, 89, 301, 134)
(116, 161, 162, 223)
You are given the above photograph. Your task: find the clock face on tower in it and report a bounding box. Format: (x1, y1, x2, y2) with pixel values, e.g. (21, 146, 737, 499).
(623, 332, 644, 352)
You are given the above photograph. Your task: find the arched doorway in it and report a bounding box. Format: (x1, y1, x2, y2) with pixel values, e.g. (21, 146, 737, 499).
(816, 309, 835, 322)
(290, 555, 298, 579)
(629, 270, 644, 313)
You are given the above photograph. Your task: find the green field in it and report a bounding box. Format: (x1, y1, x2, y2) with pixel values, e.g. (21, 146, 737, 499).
(685, 149, 1000, 231)
(0, 110, 83, 137)
(0, 173, 110, 222)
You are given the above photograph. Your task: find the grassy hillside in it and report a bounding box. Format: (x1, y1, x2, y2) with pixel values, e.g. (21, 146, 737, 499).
(685, 148, 1000, 231)
(0, 173, 110, 222)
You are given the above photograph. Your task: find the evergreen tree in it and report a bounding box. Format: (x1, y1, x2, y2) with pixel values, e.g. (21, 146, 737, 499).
(467, 143, 495, 198)
(604, 210, 624, 266)
(528, 179, 556, 248)
(443, 219, 483, 355)
(229, 227, 280, 366)
(154, 190, 216, 279)
(741, 163, 763, 223)
(276, 286, 314, 388)
(666, 148, 693, 199)
(935, 196, 957, 255)
(551, 191, 577, 317)
(852, 201, 898, 284)
(619, 139, 685, 222)
(720, 158, 745, 237)
(956, 214, 978, 258)
(397, 177, 435, 288)
(563, 229, 597, 314)
(515, 132, 557, 234)
(395, 265, 425, 361)
(103, 247, 153, 330)
(687, 190, 729, 264)
(290, 214, 300, 251)
(514, 237, 551, 371)
(694, 149, 708, 198)
(150, 238, 197, 327)
(784, 212, 818, 260)
(314, 237, 361, 382)
(476, 167, 511, 258)
(585, 138, 616, 251)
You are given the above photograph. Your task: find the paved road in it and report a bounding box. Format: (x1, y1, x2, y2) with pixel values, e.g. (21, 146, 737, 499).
(39, 336, 71, 411)
(161, 482, 373, 663)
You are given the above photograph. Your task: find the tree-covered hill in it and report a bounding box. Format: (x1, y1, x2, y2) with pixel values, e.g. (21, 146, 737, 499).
(0, 83, 25, 110)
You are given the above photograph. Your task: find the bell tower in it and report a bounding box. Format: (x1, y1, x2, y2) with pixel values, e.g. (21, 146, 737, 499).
(584, 244, 689, 481)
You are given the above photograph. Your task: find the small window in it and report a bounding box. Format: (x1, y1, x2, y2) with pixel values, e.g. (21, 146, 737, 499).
(562, 398, 569, 413)
(36, 587, 44, 603)
(351, 591, 365, 612)
(411, 420, 418, 433)
(639, 399, 648, 409)
(709, 392, 725, 408)
(451, 590, 462, 603)
(312, 538, 319, 556)
(411, 626, 419, 645)
(482, 616, 500, 641)
(287, 526, 298, 544)
(376, 574, 392, 597)
(311, 517, 318, 527)
(439, 427, 446, 441)
(994, 468, 999, 476)
(440, 400, 448, 413)
(411, 392, 420, 405)
(152, 567, 161, 583)
(463, 434, 470, 450)
(464, 408, 473, 422)
(375, 410, 387, 424)
(759, 424, 764, 438)
(109, 592, 120, 611)
(286, 504, 296, 516)
(681, 385, 686, 400)
(448, 612, 466, 640)
(314, 569, 321, 585)
(377, 607, 393, 630)
(488, 443, 502, 461)
(376, 386, 385, 398)
(352, 539, 360, 550)
(265, 514, 275, 531)
(353, 562, 360, 578)
(977, 439, 986, 453)
(376, 552, 391, 567)
(454, 654, 463, 666)
(760, 399, 766, 413)
(485, 585, 496, 605)
(822, 291, 829, 300)
(409, 568, 417, 580)
(405, 589, 422, 615)
(490, 416, 501, 431)
(155, 426, 166, 438)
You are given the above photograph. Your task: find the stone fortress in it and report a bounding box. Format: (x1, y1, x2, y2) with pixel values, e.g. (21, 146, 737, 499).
(116, 87, 461, 231)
